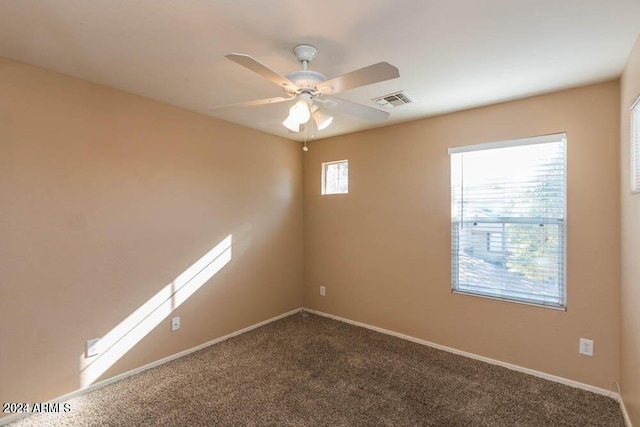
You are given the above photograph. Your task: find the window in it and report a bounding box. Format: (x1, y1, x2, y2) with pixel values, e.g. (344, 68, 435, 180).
(487, 231, 503, 252)
(631, 94, 640, 193)
(322, 160, 348, 195)
(449, 133, 566, 309)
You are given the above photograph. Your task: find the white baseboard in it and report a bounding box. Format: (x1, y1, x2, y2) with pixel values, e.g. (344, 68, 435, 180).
(0, 307, 303, 426)
(620, 396, 633, 427)
(303, 308, 621, 401)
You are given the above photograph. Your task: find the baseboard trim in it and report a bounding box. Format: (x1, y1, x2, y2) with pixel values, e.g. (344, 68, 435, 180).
(304, 308, 620, 401)
(620, 395, 633, 427)
(0, 307, 303, 426)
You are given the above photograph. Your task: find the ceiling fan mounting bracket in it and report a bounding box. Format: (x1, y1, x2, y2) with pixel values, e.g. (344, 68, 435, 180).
(293, 44, 318, 63)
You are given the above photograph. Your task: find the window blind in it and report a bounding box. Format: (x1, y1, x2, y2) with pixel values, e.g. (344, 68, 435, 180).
(449, 133, 566, 308)
(632, 95, 640, 193)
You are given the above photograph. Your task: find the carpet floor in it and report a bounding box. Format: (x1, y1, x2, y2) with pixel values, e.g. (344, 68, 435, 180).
(9, 312, 624, 426)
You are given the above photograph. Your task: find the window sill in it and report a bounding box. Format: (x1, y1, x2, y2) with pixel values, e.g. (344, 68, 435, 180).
(452, 289, 567, 311)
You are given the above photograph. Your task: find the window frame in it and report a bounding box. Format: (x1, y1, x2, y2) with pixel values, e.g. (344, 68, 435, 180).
(448, 133, 567, 310)
(631, 94, 640, 194)
(321, 159, 349, 195)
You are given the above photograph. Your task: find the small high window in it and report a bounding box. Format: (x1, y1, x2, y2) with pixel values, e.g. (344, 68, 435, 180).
(322, 160, 348, 195)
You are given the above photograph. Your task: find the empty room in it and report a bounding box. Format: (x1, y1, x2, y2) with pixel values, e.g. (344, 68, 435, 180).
(1, 1, 639, 426)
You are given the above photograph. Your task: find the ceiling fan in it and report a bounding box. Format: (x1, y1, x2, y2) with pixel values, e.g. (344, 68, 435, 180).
(212, 44, 400, 134)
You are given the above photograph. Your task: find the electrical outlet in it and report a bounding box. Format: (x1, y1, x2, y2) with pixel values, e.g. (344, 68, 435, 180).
(320, 285, 326, 296)
(86, 338, 100, 358)
(171, 316, 181, 331)
(579, 338, 594, 356)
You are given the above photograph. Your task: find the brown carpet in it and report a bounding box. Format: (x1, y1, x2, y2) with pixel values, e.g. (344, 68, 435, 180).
(9, 312, 624, 426)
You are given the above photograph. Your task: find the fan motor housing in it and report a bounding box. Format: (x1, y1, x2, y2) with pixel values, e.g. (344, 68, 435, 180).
(285, 70, 326, 91)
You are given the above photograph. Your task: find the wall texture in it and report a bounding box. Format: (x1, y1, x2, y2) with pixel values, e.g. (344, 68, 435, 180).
(304, 81, 621, 390)
(0, 57, 303, 410)
(620, 34, 640, 426)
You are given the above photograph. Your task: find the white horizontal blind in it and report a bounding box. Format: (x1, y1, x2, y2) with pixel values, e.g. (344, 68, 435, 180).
(632, 95, 640, 193)
(450, 134, 566, 308)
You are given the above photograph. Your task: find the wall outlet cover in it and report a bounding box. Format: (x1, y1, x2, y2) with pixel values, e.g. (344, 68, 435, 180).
(86, 338, 100, 358)
(172, 316, 181, 331)
(579, 338, 594, 356)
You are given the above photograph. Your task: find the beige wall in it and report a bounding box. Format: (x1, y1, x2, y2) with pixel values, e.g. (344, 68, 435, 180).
(304, 81, 621, 390)
(0, 50, 630, 419)
(620, 34, 640, 425)
(0, 57, 303, 411)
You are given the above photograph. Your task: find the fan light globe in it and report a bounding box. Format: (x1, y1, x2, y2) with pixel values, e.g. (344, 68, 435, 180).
(282, 114, 300, 132)
(282, 99, 312, 132)
(290, 99, 311, 123)
(313, 110, 333, 131)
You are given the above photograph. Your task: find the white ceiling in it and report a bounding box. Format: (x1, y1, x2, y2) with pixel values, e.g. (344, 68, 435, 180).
(1, 1, 639, 142)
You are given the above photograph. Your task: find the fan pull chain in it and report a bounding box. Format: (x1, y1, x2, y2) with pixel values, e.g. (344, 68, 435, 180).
(303, 123, 309, 152)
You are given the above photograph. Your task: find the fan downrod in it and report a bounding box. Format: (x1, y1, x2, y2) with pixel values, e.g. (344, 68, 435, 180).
(285, 44, 326, 92)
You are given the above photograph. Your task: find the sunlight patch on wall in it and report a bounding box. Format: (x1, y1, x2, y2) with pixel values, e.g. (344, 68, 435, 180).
(79, 235, 232, 387)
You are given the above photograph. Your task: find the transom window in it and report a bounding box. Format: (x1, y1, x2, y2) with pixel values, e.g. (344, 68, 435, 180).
(322, 160, 348, 195)
(449, 133, 567, 309)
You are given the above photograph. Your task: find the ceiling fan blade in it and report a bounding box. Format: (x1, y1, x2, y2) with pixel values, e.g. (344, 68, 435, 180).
(316, 62, 399, 95)
(322, 97, 390, 122)
(225, 53, 299, 92)
(210, 96, 294, 111)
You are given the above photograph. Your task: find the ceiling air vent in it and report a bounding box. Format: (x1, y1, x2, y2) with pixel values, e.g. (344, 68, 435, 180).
(372, 91, 414, 109)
